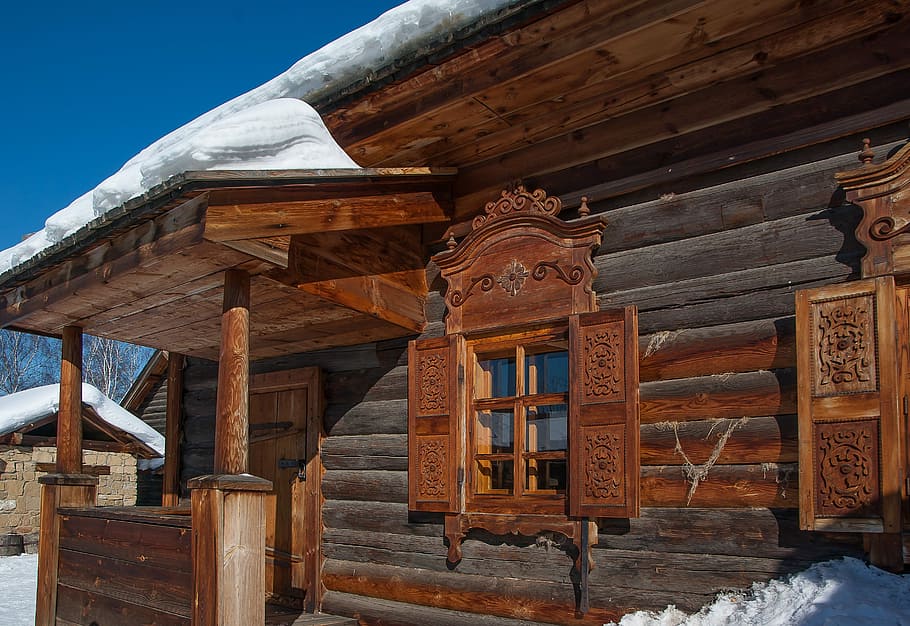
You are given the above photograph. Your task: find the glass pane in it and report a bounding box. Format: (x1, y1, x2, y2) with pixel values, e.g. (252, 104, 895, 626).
(476, 409, 514, 453)
(526, 459, 567, 493)
(525, 350, 568, 394)
(525, 404, 567, 452)
(476, 459, 514, 494)
(476, 355, 516, 398)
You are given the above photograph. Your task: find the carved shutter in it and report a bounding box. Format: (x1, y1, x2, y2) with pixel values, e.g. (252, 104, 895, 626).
(795, 276, 901, 533)
(568, 307, 640, 518)
(408, 335, 463, 513)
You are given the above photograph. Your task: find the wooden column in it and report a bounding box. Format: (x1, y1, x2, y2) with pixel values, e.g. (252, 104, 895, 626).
(162, 353, 185, 508)
(214, 269, 250, 475)
(37, 327, 97, 625)
(57, 326, 82, 474)
(190, 269, 270, 626)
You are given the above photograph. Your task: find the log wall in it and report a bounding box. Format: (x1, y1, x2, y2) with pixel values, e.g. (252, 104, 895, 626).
(179, 136, 884, 624)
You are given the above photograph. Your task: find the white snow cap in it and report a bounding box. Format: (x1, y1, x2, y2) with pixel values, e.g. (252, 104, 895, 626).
(0, 0, 517, 274)
(0, 383, 165, 470)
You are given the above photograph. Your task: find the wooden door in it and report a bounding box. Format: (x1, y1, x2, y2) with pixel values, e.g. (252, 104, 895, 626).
(248, 368, 323, 609)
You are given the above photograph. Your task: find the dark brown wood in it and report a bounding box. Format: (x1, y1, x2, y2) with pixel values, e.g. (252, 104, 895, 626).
(569, 307, 640, 518)
(57, 326, 83, 474)
(214, 269, 251, 475)
(164, 353, 185, 507)
(35, 463, 109, 476)
(55, 584, 190, 626)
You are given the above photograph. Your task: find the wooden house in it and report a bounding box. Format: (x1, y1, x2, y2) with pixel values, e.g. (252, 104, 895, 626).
(1, 0, 909, 624)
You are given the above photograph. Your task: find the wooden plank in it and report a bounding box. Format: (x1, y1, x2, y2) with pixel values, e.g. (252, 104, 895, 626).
(221, 490, 267, 624)
(57, 327, 82, 474)
(641, 463, 797, 508)
(214, 269, 251, 475)
(55, 584, 189, 626)
(58, 513, 192, 572)
(191, 486, 221, 626)
(163, 354, 185, 507)
(35, 463, 109, 476)
(57, 547, 193, 616)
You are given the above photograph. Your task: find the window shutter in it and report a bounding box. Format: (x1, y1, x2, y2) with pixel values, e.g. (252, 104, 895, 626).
(568, 307, 640, 518)
(795, 276, 901, 533)
(408, 335, 463, 513)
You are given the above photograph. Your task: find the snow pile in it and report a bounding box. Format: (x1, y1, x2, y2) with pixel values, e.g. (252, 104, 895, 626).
(0, 383, 164, 469)
(612, 557, 910, 626)
(0, 0, 519, 274)
(0, 554, 37, 626)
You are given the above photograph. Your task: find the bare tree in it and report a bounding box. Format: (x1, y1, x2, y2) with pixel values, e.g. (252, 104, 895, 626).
(0, 329, 58, 395)
(83, 335, 153, 402)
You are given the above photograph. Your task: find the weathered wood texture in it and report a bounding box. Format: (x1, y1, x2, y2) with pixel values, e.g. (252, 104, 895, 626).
(176, 133, 878, 621)
(57, 327, 83, 474)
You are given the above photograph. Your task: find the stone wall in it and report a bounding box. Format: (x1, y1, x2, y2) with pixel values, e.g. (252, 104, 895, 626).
(0, 445, 138, 542)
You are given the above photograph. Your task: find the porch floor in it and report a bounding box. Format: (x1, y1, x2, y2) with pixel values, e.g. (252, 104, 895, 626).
(266, 604, 358, 625)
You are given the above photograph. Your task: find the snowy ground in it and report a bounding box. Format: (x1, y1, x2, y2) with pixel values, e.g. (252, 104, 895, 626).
(0, 555, 907, 624)
(0, 554, 37, 626)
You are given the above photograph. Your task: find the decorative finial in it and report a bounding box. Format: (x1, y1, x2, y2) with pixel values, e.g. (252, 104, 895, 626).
(859, 138, 875, 165)
(446, 234, 457, 250)
(578, 196, 590, 217)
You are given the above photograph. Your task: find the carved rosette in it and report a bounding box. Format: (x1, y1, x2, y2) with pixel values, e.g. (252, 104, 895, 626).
(811, 295, 877, 396)
(582, 322, 624, 402)
(584, 428, 624, 502)
(417, 437, 448, 499)
(496, 260, 529, 296)
(416, 350, 448, 415)
(472, 185, 562, 230)
(815, 421, 880, 517)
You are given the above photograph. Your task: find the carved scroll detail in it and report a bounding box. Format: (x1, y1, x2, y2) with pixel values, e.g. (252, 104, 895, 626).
(532, 261, 585, 286)
(812, 296, 877, 396)
(816, 421, 879, 517)
(582, 322, 624, 401)
(496, 260, 529, 296)
(417, 438, 447, 499)
(869, 216, 910, 241)
(472, 185, 562, 230)
(584, 428, 624, 502)
(416, 351, 448, 414)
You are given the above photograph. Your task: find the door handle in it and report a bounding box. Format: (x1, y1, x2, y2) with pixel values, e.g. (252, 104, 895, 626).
(278, 458, 306, 480)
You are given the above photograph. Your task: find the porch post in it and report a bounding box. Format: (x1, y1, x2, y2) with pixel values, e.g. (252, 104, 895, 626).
(35, 326, 97, 626)
(162, 352, 185, 507)
(189, 269, 270, 626)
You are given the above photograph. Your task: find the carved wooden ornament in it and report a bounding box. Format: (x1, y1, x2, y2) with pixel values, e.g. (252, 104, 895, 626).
(836, 140, 910, 278)
(795, 276, 901, 533)
(434, 186, 606, 333)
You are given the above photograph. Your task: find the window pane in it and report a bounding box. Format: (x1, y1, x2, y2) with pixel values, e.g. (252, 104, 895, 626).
(476, 409, 514, 454)
(526, 404, 567, 452)
(476, 459, 514, 494)
(525, 350, 568, 394)
(526, 459, 566, 493)
(476, 356, 516, 398)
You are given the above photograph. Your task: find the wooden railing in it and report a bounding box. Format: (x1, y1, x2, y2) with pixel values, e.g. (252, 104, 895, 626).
(55, 506, 193, 625)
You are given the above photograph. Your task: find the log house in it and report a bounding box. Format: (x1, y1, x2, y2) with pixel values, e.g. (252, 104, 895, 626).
(2, 1, 910, 623)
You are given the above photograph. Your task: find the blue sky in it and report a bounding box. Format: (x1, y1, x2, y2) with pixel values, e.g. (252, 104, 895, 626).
(0, 0, 402, 250)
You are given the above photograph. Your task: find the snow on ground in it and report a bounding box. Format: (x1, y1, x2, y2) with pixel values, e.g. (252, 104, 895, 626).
(0, 554, 37, 626)
(0, 0, 519, 275)
(0, 555, 905, 625)
(0, 382, 165, 469)
(611, 557, 910, 626)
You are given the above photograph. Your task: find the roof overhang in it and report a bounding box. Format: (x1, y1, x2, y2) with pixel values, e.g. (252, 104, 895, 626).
(0, 168, 456, 360)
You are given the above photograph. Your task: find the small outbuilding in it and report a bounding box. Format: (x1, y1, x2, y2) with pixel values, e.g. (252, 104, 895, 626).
(0, 382, 164, 545)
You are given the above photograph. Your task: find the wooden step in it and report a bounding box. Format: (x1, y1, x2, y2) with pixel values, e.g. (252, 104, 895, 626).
(266, 605, 358, 626)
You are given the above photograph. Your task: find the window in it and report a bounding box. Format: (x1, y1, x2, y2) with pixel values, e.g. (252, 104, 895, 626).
(468, 327, 569, 513)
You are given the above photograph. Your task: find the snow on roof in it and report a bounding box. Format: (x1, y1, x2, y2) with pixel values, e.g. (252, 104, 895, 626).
(0, 0, 519, 275)
(0, 383, 165, 470)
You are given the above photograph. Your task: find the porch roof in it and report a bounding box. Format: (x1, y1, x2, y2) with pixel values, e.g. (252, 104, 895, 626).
(0, 167, 456, 360)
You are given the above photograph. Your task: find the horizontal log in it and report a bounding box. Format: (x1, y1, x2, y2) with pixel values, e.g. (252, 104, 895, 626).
(323, 558, 621, 624)
(322, 434, 409, 471)
(323, 470, 408, 504)
(57, 548, 193, 616)
(641, 463, 797, 509)
(640, 415, 797, 465)
(325, 399, 408, 436)
(641, 369, 797, 423)
(323, 500, 443, 537)
(325, 365, 408, 404)
(56, 584, 189, 626)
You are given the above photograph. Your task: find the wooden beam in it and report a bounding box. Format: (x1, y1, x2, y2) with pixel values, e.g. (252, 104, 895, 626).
(214, 269, 250, 475)
(203, 192, 450, 242)
(35, 463, 110, 476)
(57, 326, 82, 474)
(163, 353, 185, 507)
